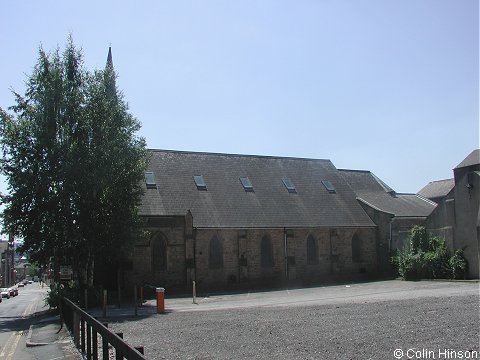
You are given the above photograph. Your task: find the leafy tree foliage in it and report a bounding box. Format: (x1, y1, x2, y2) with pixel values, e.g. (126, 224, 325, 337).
(0, 37, 148, 287)
(392, 225, 468, 280)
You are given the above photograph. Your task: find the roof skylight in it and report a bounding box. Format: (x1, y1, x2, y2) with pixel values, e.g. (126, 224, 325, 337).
(145, 171, 157, 189)
(193, 175, 207, 190)
(239, 176, 254, 192)
(321, 180, 336, 193)
(282, 178, 297, 193)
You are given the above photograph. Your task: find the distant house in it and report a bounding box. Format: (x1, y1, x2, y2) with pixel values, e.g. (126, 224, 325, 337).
(422, 149, 480, 278)
(121, 149, 441, 292)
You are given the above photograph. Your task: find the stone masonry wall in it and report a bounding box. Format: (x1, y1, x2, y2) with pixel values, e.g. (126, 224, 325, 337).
(126, 222, 379, 293)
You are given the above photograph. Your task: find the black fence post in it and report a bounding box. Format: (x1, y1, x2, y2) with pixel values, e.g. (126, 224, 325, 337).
(81, 319, 86, 354)
(87, 323, 92, 359)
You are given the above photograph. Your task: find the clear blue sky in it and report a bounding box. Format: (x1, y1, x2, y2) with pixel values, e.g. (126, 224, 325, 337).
(1, 1, 478, 193)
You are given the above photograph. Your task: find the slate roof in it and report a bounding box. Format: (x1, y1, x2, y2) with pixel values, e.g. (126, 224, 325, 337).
(417, 179, 455, 201)
(455, 149, 480, 169)
(338, 169, 436, 217)
(140, 150, 376, 228)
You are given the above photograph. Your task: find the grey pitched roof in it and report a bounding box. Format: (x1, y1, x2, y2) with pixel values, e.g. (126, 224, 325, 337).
(417, 179, 455, 200)
(455, 149, 480, 169)
(140, 150, 376, 228)
(338, 169, 436, 217)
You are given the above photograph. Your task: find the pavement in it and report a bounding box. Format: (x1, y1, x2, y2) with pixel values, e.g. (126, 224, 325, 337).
(87, 278, 480, 317)
(24, 292, 83, 359)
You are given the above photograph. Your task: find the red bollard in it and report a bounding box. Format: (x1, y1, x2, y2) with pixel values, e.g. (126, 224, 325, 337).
(156, 288, 165, 314)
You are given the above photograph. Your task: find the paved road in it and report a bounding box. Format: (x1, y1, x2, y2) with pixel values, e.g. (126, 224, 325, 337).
(98, 280, 479, 360)
(0, 282, 80, 360)
(0, 283, 45, 360)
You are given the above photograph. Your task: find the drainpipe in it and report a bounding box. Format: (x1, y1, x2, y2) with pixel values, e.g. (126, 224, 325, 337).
(237, 231, 240, 283)
(192, 227, 197, 283)
(389, 222, 392, 253)
(284, 228, 288, 280)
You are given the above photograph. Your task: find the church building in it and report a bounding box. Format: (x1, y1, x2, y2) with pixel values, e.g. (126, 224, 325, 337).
(123, 149, 435, 293)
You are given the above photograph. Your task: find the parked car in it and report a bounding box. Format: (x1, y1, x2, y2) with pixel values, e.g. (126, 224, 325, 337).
(0, 288, 10, 299)
(17, 282, 24, 288)
(8, 287, 18, 297)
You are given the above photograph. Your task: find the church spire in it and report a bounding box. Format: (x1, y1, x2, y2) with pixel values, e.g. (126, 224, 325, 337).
(106, 46, 113, 69)
(105, 46, 117, 101)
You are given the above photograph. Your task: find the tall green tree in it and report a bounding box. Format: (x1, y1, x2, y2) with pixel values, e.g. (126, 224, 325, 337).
(0, 37, 148, 288)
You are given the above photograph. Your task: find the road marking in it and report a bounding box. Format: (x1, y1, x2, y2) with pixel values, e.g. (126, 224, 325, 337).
(22, 302, 34, 318)
(6, 333, 21, 359)
(0, 332, 20, 359)
(0, 333, 15, 357)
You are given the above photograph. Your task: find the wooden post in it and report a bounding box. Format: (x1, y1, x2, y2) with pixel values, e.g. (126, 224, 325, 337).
(192, 281, 197, 304)
(134, 285, 138, 316)
(103, 290, 107, 318)
(117, 267, 121, 308)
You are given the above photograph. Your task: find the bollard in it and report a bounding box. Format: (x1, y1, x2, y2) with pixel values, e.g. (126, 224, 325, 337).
(192, 281, 197, 304)
(156, 287, 165, 314)
(103, 289, 107, 318)
(134, 285, 138, 316)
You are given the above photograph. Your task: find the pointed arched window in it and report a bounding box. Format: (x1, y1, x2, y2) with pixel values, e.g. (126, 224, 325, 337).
(152, 233, 167, 271)
(209, 235, 223, 269)
(261, 235, 274, 267)
(307, 235, 318, 265)
(352, 233, 362, 263)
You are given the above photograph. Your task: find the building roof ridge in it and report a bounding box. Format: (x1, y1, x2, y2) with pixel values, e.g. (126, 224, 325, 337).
(427, 178, 454, 184)
(147, 148, 332, 162)
(337, 168, 371, 173)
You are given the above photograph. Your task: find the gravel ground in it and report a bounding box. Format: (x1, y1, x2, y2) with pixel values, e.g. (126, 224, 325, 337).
(107, 285, 479, 360)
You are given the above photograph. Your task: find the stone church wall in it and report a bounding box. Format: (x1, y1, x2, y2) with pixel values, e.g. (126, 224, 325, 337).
(125, 221, 378, 294)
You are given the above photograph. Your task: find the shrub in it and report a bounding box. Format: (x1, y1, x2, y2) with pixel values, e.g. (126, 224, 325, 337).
(44, 281, 77, 309)
(391, 226, 468, 280)
(449, 249, 468, 280)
